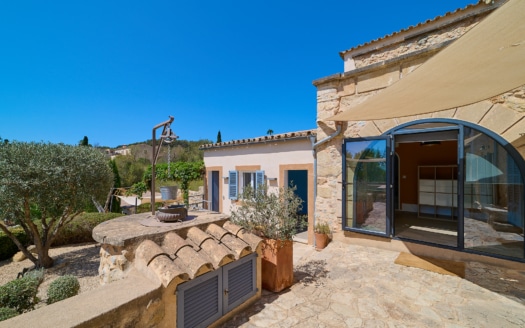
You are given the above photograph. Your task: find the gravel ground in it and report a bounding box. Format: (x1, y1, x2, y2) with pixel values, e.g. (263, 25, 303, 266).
(0, 243, 105, 309)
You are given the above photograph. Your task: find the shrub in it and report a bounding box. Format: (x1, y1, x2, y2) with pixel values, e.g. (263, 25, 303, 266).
(135, 202, 163, 214)
(47, 275, 80, 304)
(23, 268, 44, 284)
(52, 212, 124, 246)
(0, 307, 18, 321)
(0, 227, 31, 261)
(0, 270, 43, 313)
(230, 185, 305, 240)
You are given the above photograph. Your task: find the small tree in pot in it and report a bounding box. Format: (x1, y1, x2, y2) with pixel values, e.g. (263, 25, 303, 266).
(231, 184, 304, 292)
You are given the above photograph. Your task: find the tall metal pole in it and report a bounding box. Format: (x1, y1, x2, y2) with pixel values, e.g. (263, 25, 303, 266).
(151, 116, 175, 215)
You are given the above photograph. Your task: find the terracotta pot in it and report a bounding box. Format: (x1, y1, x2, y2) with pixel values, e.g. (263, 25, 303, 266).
(261, 239, 293, 292)
(315, 233, 330, 250)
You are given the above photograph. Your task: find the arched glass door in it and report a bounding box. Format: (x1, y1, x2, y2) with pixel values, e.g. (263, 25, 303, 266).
(343, 119, 525, 261)
(463, 126, 524, 259)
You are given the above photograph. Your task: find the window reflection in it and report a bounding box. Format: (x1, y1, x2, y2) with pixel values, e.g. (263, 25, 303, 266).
(345, 139, 387, 234)
(463, 127, 524, 259)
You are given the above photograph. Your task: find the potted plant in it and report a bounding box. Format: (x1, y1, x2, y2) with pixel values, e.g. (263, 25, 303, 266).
(314, 221, 331, 250)
(230, 184, 305, 292)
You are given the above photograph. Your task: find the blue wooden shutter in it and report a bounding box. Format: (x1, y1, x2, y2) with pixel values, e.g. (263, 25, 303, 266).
(255, 170, 265, 189)
(229, 171, 238, 200)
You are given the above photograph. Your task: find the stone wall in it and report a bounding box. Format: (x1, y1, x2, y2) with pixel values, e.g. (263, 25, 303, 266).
(352, 17, 480, 69)
(99, 244, 132, 284)
(314, 2, 525, 232)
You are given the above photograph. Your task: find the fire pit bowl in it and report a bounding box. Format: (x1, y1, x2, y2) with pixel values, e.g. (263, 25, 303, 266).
(156, 206, 188, 222)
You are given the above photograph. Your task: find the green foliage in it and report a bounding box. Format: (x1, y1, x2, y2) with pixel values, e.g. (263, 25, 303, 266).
(0, 270, 43, 313)
(216, 130, 222, 143)
(109, 159, 122, 213)
(51, 212, 124, 246)
(0, 142, 114, 268)
(47, 275, 80, 304)
(135, 202, 163, 214)
(112, 138, 210, 188)
(314, 221, 331, 234)
(126, 181, 148, 199)
(114, 156, 151, 188)
(230, 185, 305, 241)
(0, 307, 18, 321)
(22, 268, 44, 284)
(144, 161, 204, 206)
(109, 159, 122, 189)
(150, 139, 211, 163)
(0, 227, 31, 262)
(79, 136, 90, 147)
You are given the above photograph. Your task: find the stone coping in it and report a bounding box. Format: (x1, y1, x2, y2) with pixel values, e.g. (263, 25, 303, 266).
(92, 210, 229, 248)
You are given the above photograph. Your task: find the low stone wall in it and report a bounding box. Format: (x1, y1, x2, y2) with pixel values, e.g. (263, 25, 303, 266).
(0, 270, 163, 328)
(2, 211, 262, 327)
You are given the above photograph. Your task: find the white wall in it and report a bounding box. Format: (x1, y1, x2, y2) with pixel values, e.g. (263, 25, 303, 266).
(203, 138, 313, 215)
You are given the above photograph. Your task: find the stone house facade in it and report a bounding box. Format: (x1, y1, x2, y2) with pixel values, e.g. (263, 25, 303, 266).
(314, 0, 525, 262)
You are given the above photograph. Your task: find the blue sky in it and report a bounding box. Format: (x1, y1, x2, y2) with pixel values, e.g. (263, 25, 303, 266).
(1, 1, 475, 148)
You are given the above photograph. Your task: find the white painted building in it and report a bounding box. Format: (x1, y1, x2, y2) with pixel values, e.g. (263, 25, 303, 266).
(200, 130, 316, 243)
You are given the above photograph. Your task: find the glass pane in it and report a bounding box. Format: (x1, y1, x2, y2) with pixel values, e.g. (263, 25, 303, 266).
(345, 139, 388, 234)
(463, 127, 524, 259)
(243, 172, 252, 188)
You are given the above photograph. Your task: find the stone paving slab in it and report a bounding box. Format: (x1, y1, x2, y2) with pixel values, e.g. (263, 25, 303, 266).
(220, 241, 525, 328)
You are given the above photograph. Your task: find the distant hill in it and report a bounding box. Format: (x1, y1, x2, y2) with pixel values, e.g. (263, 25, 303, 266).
(114, 139, 212, 163)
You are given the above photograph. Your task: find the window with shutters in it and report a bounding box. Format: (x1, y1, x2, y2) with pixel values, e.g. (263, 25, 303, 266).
(177, 253, 258, 328)
(229, 171, 238, 200)
(229, 170, 265, 200)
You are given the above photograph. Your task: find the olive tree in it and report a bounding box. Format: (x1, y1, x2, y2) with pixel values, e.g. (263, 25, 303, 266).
(0, 142, 113, 268)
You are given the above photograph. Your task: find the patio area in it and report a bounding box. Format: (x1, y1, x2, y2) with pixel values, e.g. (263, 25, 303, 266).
(220, 240, 525, 327)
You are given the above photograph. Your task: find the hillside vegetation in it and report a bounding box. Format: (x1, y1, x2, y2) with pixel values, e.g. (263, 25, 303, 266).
(113, 139, 211, 189)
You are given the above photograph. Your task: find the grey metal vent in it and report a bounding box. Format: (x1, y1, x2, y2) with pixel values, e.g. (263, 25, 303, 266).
(177, 270, 222, 328)
(177, 253, 258, 327)
(223, 254, 257, 312)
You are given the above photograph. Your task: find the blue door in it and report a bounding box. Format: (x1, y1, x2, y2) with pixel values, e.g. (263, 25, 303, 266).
(212, 171, 219, 212)
(288, 170, 308, 232)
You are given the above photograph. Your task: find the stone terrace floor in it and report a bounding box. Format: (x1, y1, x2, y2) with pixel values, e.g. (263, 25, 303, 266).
(220, 240, 525, 328)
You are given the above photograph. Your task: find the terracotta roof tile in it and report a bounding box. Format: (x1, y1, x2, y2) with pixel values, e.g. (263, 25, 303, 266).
(149, 255, 188, 288)
(136, 239, 170, 265)
(134, 221, 262, 288)
(206, 224, 251, 259)
(199, 129, 316, 150)
(339, 1, 494, 58)
(223, 221, 244, 235)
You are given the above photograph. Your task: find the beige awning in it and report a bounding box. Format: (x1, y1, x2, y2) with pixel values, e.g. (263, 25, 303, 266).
(328, 0, 525, 121)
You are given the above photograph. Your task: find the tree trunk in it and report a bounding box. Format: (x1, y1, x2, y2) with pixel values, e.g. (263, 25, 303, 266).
(35, 243, 54, 268)
(40, 253, 54, 268)
(104, 188, 115, 212)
